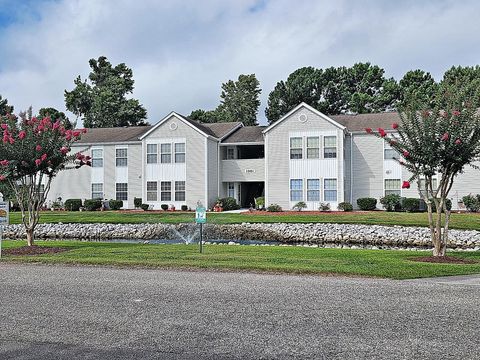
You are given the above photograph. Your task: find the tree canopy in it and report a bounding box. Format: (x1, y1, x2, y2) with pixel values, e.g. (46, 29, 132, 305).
(65, 56, 148, 128)
(190, 74, 261, 126)
(38, 107, 75, 130)
(0, 94, 13, 116)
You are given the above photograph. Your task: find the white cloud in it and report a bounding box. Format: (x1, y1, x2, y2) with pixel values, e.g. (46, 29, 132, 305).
(0, 0, 479, 125)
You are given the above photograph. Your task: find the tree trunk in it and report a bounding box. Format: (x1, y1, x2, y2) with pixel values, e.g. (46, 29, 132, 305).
(432, 239, 446, 257)
(26, 228, 35, 246)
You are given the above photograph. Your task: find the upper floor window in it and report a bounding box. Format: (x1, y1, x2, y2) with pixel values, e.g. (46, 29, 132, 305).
(174, 143, 185, 163)
(116, 183, 128, 201)
(92, 183, 103, 199)
(91, 149, 103, 168)
(324, 179, 337, 202)
(161, 143, 172, 163)
(290, 179, 303, 201)
(175, 181, 186, 201)
(146, 181, 157, 201)
(384, 142, 398, 160)
(290, 137, 302, 159)
(385, 179, 401, 196)
(323, 136, 337, 158)
(116, 148, 128, 167)
(147, 144, 158, 164)
(307, 137, 319, 159)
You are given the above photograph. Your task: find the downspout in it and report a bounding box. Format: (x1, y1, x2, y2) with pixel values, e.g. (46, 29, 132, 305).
(350, 134, 353, 204)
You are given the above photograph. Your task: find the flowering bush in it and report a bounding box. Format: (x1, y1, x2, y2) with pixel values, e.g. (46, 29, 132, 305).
(366, 85, 480, 256)
(0, 108, 90, 245)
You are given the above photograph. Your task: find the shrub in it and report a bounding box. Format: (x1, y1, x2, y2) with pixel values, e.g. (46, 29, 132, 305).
(84, 199, 102, 211)
(318, 202, 331, 211)
(181, 205, 188, 211)
(293, 201, 307, 211)
(64, 199, 82, 211)
(161, 204, 168, 211)
(357, 197, 377, 211)
(109, 199, 123, 210)
(380, 194, 402, 212)
(140, 203, 149, 211)
(216, 197, 240, 211)
(402, 198, 420, 212)
(267, 204, 282, 212)
(338, 202, 353, 212)
(134, 197, 142, 209)
(462, 194, 480, 212)
(430, 198, 452, 212)
(255, 196, 265, 209)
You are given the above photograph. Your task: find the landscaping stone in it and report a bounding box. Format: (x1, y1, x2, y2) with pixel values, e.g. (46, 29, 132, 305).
(3, 222, 480, 250)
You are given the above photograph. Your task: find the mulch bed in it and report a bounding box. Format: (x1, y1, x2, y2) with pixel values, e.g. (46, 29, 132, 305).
(411, 256, 478, 264)
(3, 246, 69, 256)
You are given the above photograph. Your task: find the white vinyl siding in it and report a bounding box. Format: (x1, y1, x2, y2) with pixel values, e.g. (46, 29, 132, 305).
(115, 148, 128, 167)
(91, 183, 103, 199)
(290, 137, 303, 159)
(385, 179, 401, 196)
(91, 149, 103, 168)
(146, 181, 157, 201)
(306, 137, 319, 159)
(307, 179, 320, 201)
(324, 179, 337, 202)
(290, 179, 303, 201)
(116, 183, 128, 201)
(146, 144, 158, 164)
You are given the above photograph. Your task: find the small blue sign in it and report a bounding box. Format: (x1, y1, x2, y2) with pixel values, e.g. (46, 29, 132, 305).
(195, 206, 206, 224)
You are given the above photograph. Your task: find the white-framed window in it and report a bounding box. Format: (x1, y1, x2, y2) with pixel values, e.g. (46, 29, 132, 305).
(324, 179, 337, 201)
(418, 178, 438, 195)
(161, 181, 171, 201)
(384, 142, 398, 160)
(227, 182, 235, 198)
(146, 181, 157, 201)
(323, 136, 337, 158)
(161, 143, 172, 163)
(307, 179, 320, 201)
(116, 183, 128, 201)
(91, 149, 103, 168)
(116, 148, 128, 167)
(290, 179, 303, 201)
(226, 147, 235, 160)
(307, 137, 319, 159)
(385, 179, 401, 196)
(146, 144, 158, 164)
(91, 183, 103, 199)
(175, 181, 186, 201)
(290, 137, 303, 159)
(174, 143, 185, 163)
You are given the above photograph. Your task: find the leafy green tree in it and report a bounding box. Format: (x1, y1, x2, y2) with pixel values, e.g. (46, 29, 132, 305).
(398, 70, 438, 108)
(0, 108, 90, 245)
(189, 109, 223, 123)
(38, 107, 75, 130)
(367, 84, 480, 257)
(0, 94, 13, 116)
(440, 65, 480, 107)
(65, 56, 148, 128)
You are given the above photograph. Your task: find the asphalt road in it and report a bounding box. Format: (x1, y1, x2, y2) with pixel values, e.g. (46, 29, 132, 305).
(0, 264, 479, 360)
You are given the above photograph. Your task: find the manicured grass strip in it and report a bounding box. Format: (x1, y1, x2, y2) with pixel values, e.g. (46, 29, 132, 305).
(7, 211, 480, 230)
(2, 240, 480, 280)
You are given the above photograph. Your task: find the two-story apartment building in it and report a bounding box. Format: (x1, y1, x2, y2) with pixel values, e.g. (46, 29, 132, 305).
(48, 103, 480, 210)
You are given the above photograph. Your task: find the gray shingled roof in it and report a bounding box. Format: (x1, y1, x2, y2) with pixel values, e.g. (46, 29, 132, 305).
(77, 126, 152, 144)
(203, 122, 242, 138)
(330, 112, 401, 132)
(222, 126, 266, 143)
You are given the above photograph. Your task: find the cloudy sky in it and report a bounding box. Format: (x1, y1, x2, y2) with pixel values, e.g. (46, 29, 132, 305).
(0, 0, 479, 126)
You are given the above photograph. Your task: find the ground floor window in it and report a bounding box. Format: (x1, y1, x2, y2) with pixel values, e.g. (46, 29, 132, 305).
(116, 183, 128, 201)
(146, 181, 157, 201)
(92, 183, 103, 199)
(227, 182, 235, 198)
(385, 179, 401, 196)
(307, 179, 320, 201)
(324, 179, 337, 202)
(290, 179, 303, 201)
(175, 181, 185, 201)
(161, 181, 172, 201)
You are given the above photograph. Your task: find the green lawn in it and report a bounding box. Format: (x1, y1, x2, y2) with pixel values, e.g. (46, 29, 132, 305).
(2, 240, 480, 279)
(8, 210, 480, 230)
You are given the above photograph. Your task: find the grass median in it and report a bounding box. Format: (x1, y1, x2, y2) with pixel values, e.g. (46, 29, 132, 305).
(7, 210, 480, 230)
(2, 240, 480, 279)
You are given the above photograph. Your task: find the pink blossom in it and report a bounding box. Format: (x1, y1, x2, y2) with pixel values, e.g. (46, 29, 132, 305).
(402, 181, 410, 189)
(455, 139, 462, 145)
(453, 110, 461, 116)
(41, 153, 47, 161)
(365, 128, 372, 133)
(81, 128, 87, 134)
(53, 121, 60, 130)
(73, 130, 81, 137)
(8, 137, 14, 145)
(35, 159, 42, 166)
(0, 160, 9, 166)
(378, 128, 387, 137)
(0, 124, 7, 130)
(0, 175, 5, 181)
(403, 151, 410, 158)
(35, 145, 42, 151)
(441, 133, 449, 141)
(18, 131, 26, 140)
(60, 146, 69, 155)
(392, 123, 399, 130)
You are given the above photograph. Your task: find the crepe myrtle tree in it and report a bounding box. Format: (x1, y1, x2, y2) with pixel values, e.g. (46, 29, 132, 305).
(0, 109, 90, 246)
(366, 87, 480, 256)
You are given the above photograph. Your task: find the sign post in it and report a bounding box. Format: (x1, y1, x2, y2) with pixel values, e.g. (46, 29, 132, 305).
(0, 202, 9, 259)
(195, 204, 206, 253)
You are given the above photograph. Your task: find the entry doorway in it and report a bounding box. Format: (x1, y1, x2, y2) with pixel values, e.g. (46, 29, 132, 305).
(240, 182, 264, 208)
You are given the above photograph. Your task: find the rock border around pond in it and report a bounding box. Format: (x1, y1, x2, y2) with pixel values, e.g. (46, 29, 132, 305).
(3, 223, 480, 251)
